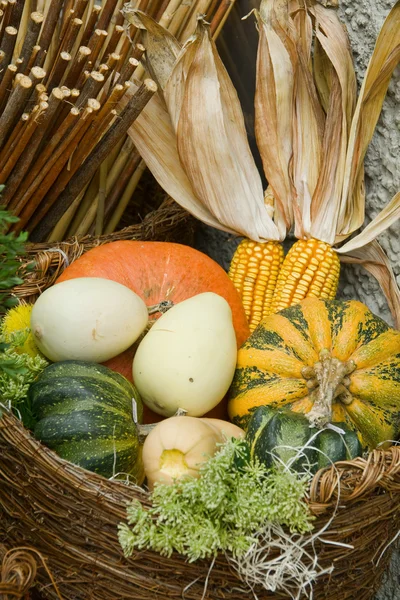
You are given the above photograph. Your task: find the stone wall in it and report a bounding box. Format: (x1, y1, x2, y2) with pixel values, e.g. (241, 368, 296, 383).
(195, 1, 400, 597)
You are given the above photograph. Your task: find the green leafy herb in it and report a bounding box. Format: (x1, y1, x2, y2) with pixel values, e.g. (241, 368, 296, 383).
(0, 328, 48, 427)
(118, 438, 314, 562)
(0, 199, 31, 315)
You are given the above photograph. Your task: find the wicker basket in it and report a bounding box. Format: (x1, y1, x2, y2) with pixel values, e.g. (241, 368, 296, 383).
(1, 205, 400, 600)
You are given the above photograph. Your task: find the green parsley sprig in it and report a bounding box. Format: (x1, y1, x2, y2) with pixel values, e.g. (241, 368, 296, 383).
(118, 438, 314, 563)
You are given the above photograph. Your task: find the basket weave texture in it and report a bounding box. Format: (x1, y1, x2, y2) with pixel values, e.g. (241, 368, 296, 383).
(1, 202, 400, 600)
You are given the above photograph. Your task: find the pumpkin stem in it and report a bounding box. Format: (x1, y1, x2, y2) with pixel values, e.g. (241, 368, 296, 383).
(147, 300, 174, 315)
(306, 350, 355, 428)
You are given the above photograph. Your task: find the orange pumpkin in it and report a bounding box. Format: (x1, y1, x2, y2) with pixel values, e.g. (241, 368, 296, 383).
(56, 241, 249, 422)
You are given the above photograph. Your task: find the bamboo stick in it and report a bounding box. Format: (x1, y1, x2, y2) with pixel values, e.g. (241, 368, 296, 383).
(48, 181, 90, 240)
(0, 74, 33, 151)
(0, 0, 15, 46)
(23, 101, 101, 230)
(0, 50, 5, 65)
(36, 0, 65, 67)
(79, 3, 101, 47)
(31, 78, 157, 241)
(25, 44, 41, 73)
(95, 0, 119, 33)
(86, 28, 108, 69)
(72, 0, 89, 22)
(178, 0, 213, 41)
(105, 159, 146, 233)
(17, 11, 44, 74)
(76, 137, 132, 235)
(14, 104, 97, 230)
(60, 17, 83, 55)
(0, 63, 17, 112)
(66, 168, 100, 235)
(0, 111, 30, 167)
(210, 0, 235, 38)
(0, 25, 18, 71)
(101, 23, 123, 60)
(76, 70, 104, 106)
(95, 158, 108, 235)
(103, 146, 142, 226)
(0, 105, 42, 183)
(63, 45, 91, 87)
(168, 1, 194, 37)
(118, 56, 139, 84)
(0, 95, 76, 208)
(59, 0, 74, 41)
(4, 0, 24, 57)
(46, 51, 71, 88)
(10, 90, 75, 198)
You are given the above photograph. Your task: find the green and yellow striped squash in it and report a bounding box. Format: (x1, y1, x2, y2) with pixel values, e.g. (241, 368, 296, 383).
(228, 298, 400, 449)
(29, 360, 144, 482)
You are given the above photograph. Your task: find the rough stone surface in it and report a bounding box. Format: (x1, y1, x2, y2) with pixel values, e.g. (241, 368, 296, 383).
(194, 1, 400, 597)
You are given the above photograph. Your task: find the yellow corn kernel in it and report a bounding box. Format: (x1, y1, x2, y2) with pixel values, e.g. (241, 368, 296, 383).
(229, 239, 284, 331)
(270, 238, 340, 313)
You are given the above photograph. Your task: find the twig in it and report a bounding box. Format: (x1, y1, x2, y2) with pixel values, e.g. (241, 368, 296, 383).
(0, 26, 18, 73)
(210, 0, 235, 38)
(103, 146, 142, 226)
(105, 159, 146, 233)
(118, 56, 139, 83)
(76, 70, 104, 106)
(25, 44, 41, 74)
(95, 158, 108, 235)
(46, 51, 71, 88)
(36, 0, 65, 67)
(101, 24, 124, 61)
(0, 105, 42, 183)
(0, 0, 14, 46)
(0, 63, 17, 113)
(15, 104, 98, 230)
(0, 111, 30, 167)
(71, 0, 87, 19)
(17, 11, 44, 74)
(95, 0, 119, 32)
(6, 0, 25, 42)
(0, 95, 76, 208)
(59, 0, 75, 40)
(31, 78, 157, 240)
(80, 4, 101, 47)
(63, 45, 91, 87)
(60, 17, 83, 55)
(0, 74, 33, 151)
(86, 28, 108, 69)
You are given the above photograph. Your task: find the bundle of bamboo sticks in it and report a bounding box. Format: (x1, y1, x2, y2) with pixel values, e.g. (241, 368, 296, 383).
(0, 0, 235, 242)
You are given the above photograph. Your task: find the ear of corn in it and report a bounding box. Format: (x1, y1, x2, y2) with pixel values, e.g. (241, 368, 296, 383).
(228, 239, 284, 331)
(270, 239, 341, 314)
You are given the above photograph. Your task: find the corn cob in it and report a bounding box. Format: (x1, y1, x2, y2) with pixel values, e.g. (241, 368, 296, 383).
(270, 238, 340, 314)
(229, 239, 284, 331)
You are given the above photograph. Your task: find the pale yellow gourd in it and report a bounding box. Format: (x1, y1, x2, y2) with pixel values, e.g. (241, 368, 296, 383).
(200, 418, 245, 440)
(132, 292, 237, 417)
(142, 416, 223, 490)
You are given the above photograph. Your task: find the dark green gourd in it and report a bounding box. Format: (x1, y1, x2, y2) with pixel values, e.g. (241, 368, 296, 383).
(246, 406, 362, 473)
(29, 360, 143, 481)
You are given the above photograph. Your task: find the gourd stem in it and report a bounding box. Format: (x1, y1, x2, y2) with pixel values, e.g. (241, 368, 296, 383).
(306, 350, 355, 428)
(137, 407, 187, 443)
(147, 300, 174, 315)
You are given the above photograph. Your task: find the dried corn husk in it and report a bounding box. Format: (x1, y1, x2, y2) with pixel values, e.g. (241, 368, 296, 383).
(128, 14, 284, 242)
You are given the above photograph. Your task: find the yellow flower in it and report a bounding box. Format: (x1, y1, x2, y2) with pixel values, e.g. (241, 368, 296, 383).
(2, 304, 41, 358)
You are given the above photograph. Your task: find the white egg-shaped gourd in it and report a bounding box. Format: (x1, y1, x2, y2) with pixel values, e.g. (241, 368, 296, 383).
(132, 292, 237, 417)
(31, 277, 148, 362)
(142, 416, 223, 489)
